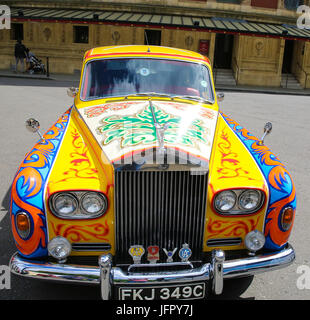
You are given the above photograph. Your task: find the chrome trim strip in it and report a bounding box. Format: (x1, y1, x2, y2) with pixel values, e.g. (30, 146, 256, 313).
(10, 244, 295, 298)
(112, 263, 211, 286)
(127, 261, 194, 273)
(10, 254, 101, 284)
(222, 244, 295, 279)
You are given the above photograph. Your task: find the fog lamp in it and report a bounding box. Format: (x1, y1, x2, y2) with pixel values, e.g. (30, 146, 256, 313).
(47, 236, 71, 262)
(244, 230, 265, 255)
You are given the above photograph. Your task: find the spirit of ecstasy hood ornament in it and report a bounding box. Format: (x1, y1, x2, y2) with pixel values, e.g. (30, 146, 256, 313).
(149, 100, 170, 154)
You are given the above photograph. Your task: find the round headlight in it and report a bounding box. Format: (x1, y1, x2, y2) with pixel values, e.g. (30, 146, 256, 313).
(81, 192, 107, 216)
(214, 191, 236, 212)
(47, 236, 71, 262)
(244, 230, 265, 253)
(53, 193, 78, 217)
(239, 190, 261, 212)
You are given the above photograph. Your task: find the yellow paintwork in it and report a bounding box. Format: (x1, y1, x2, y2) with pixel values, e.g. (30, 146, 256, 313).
(83, 45, 212, 64)
(46, 107, 115, 256)
(203, 114, 268, 251)
(45, 46, 267, 255)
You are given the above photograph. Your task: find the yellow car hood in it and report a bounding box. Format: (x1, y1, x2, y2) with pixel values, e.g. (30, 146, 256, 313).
(78, 99, 218, 170)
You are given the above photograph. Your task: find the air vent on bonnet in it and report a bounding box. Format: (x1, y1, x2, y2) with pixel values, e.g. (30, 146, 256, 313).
(207, 238, 242, 247)
(72, 243, 112, 251)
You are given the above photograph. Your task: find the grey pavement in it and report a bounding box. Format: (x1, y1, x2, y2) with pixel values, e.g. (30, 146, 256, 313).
(0, 69, 81, 82)
(0, 76, 309, 300)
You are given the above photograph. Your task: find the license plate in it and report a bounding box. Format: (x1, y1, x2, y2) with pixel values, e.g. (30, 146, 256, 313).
(119, 282, 205, 300)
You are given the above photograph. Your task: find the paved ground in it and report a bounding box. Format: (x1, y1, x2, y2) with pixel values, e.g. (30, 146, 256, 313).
(0, 77, 309, 300)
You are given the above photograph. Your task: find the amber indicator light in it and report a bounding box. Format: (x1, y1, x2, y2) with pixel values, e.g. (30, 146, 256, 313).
(282, 207, 294, 230)
(17, 213, 30, 231)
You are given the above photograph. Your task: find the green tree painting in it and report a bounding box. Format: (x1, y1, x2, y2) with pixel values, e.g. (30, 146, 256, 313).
(97, 105, 207, 148)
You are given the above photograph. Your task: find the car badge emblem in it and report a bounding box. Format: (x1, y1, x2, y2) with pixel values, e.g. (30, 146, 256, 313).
(147, 245, 160, 264)
(179, 244, 192, 262)
(163, 248, 178, 263)
(128, 245, 145, 264)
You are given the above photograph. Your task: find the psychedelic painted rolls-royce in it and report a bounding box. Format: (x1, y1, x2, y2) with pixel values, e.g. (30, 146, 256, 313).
(9, 45, 296, 300)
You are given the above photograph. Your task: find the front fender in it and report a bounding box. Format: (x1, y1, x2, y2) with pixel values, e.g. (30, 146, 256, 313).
(10, 108, 72, 258)
(221, 112, 296, 250)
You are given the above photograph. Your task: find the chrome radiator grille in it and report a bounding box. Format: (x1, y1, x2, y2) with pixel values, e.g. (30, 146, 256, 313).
(115, 170, 208, 263)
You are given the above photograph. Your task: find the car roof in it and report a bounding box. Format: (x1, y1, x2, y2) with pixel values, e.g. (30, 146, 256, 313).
(84, 45, 211, 65)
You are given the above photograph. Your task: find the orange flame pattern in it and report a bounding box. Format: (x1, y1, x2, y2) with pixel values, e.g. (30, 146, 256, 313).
(10, 109, 71, 258)
(221, 112, 296, 250)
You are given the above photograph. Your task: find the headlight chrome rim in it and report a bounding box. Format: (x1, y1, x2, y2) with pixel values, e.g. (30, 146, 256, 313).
(49, 191, 108, 220)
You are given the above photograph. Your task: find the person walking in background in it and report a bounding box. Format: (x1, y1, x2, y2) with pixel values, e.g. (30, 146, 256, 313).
(14, 39, 27, 73)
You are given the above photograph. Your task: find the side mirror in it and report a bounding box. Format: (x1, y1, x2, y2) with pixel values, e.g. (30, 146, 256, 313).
(26, 118, 40, 133)
(67, 87, 79, 97)
(264, 122, 272, 135)
(217, 92, 225, 102)
(25, 118, 44, 141)
(259, 122, 272, 145)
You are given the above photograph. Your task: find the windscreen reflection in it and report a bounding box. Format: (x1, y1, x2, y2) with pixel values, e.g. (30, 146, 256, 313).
(81, 58, 214, 102)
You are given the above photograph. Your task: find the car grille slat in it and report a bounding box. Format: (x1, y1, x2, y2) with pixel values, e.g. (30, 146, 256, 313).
(115, 170, 208, 263)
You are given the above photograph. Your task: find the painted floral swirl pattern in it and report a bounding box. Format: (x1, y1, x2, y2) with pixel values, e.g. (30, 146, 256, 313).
(221, 112, 296, 250)
(10, 108, 72, 258)
(98, 104, 207, 148)
(207, 216, 261, 238)
(51, 221, 109, 242)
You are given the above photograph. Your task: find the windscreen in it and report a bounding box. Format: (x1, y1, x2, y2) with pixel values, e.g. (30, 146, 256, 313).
(81, 58, 214, 102)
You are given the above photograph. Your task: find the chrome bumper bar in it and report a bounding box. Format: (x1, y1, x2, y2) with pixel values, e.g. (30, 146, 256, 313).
(10, 244, 295, 299)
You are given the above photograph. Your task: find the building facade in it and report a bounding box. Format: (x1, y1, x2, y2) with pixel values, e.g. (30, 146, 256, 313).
(1, 0, 310, 88)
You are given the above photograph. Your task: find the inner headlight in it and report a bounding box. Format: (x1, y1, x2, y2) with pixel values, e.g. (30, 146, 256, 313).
(214, 191, 236, 212)
(81, 192, 107, 215)
(239, 190, 261, 212)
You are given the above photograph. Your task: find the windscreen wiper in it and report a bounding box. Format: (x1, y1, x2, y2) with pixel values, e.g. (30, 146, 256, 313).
(125, 92, 174, 99)
(172, 95, 214, 105)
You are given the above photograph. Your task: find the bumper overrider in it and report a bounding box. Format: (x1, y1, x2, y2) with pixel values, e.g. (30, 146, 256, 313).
(10, 244, 295, 300)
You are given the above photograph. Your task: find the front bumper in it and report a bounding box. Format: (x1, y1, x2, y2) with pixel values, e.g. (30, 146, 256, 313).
(10, 244, 295, 299)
